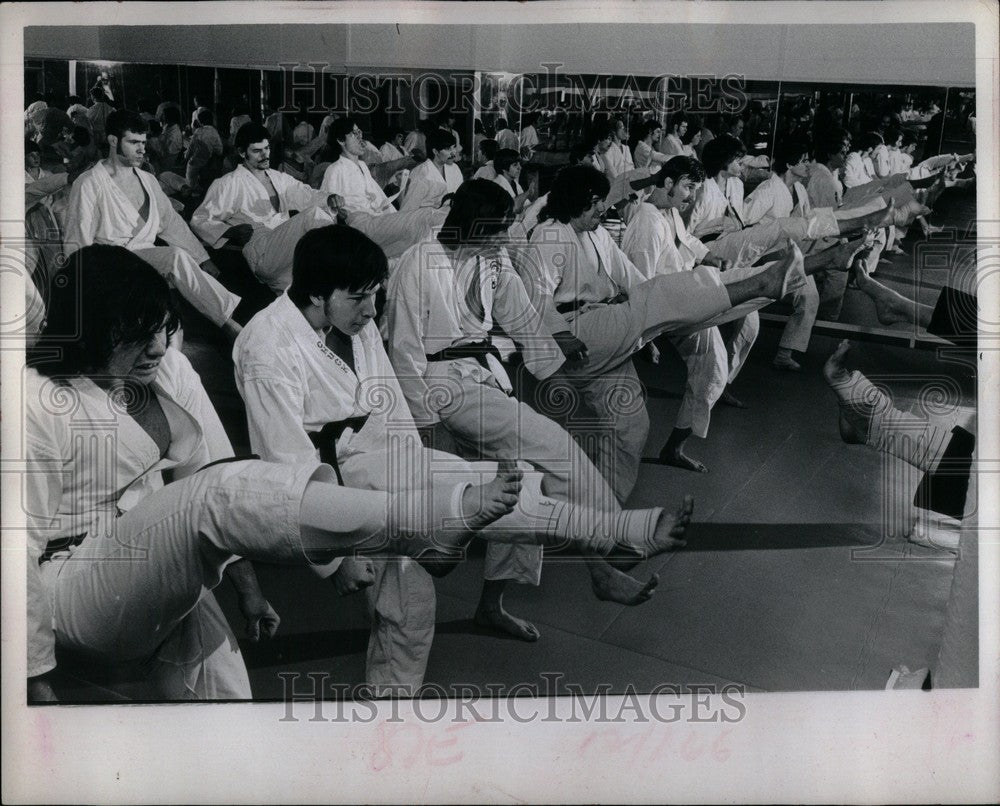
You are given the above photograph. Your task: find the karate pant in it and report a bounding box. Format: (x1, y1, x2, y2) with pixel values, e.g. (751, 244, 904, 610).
(134, 246, 240, 327)
(432, 362, 626, 527)
(244, 205, 339, 292)
(778, 275, 819, 352)
(42, 461, 327, 700)
(345, 208, 447, 260)
(671, 328, 727, 438)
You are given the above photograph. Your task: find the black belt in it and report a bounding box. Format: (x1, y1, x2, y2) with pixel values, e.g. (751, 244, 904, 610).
(425, 340, 504, 373)
(556, 296, 624, 315)
(38, 453, 261, 565)
(309, 416, 370, 486)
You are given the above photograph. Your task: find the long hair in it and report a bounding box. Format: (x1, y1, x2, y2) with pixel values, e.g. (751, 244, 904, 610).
(436, 180, 513, 248)
(28, 245, 179, 377)
(539, 165, 610, 224)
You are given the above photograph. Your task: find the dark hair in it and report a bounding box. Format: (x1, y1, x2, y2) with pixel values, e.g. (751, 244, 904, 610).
(105, 109, 148, 141)
(385, 126, 405, 142)
(161, 105, 181, 126)
(720, 113, 743, 133)
(701, 133, 746, 177)
(682, 114, 703, 145)
(568, 141, 594, 165)
(541, 165, 610, 224)
(856, 131, 884, 152)
(427, 128, 456, 156)
(637, 119, 662, 142)
(473, 119, 484, 135)
(495, 118, 509, 131)
(29, 245, 178, 377)
(25, 138, 40, 155)
(72, 125, 92, 147)
(235, 122, 270, 154)
(146, 119, 162, 138)
(478, 138, 498, 162)
(814, 129, 850, 163)
(668, 111, 689, 133)
(494, 148, 521, 175)
(900, 130, 918, 148)
(437, 110, 457, 125)
(89, 86, 110, 104)
(591, 118, 616, 144)
(654, 155, 706, 187)
(196, 108, 215, 127)
(326, 116, 360, 160)
(436, 180, 513, 248)
(773, 139, 811, 174)
(288, 224, 388, 306)
(884, 126, 902, 147)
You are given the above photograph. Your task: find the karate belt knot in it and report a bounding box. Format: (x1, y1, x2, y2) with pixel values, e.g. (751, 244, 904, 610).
(425, 339, 513, 394)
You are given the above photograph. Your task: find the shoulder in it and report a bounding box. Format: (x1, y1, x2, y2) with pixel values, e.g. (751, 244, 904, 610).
(154, 348, 203, 399)
(234, 299, 295, 362)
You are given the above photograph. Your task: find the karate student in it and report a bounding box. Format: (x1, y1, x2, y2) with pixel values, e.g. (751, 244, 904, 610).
(620, 157, 736, 472)
(473, 139, 499, 180)
(660, 112, 688, 157)
(190, 123, 341, 292)
(741, 140, 884, 370)
(388, 181, 693, 609)
(64, 110, 242, 342)
(379, 127, 407, 163)
(491, 148, 532, 212)
(399, 129, 464, 211)
(320, 117, 446, 259)
(600, 117, 635, 180)
(494, 118, 519, 152)
(525, 165, 815, 500)
(185, 108, 223, 193)
(632, 120, 669, 170)
(236, 226, 682, 687)
(519, 112, 540, 157)
(25, 245, 536, 702)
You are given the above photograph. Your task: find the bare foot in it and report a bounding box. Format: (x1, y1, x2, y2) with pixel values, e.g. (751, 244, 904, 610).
(475, 604, 540, 641)
(657, 443, 709, 473)
(824, 234, 873, 271)
(461, 460, 523, 530)
(853, 263, 912, 326)
(590, 562, 659, 605)
(643, 495, 694, 556)
(757, 241, 805, 299)
(720, 387, 747, 408)
(822, 340, 871, 444)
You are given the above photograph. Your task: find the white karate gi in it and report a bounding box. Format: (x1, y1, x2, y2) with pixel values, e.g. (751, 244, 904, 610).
(661, 133, 685, 157)
(473, 162, 497, 181)
(399, 160, 463, 212)
(496, 129, 519, 151)
(380, 142, 406, 163)
(519, 125, 540, 154)
(602, 142, 635, 180)
(27, 350, 262, 699)
(64, 162, 240, 327)
(621, 203, 730, 438)
(741, 173, 822, 352)
(190, 164, 338, 292)
(233, 295, 436, 694)
(387, 238, 663, 572)
(633, 141, 667, 171)
(492, 174, 522, 201)
(320, 157, 445, 260)
(403, 130, 426, 157)
(842, 152, 875, 189)
(526, 220, 744, 500)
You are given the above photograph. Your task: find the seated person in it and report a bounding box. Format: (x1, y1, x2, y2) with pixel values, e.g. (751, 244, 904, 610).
(491, 148, 533, 213)
(64, 110, 241, 341)
(494, 118, 519, 152)
(320, 117, 446, 260)
(379, 127, 407, 163)
(235, 225, 687, 688)
(399, 129, 463, 211)
(661, 112, 689, 157)
(185, 108, 224, 192)
(472, 138, 499, 180)
(632, 120, 670, 170)
(526, 165, 844, 499)
(190, 123, 341, 292)
(25, 244, 535, 702)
